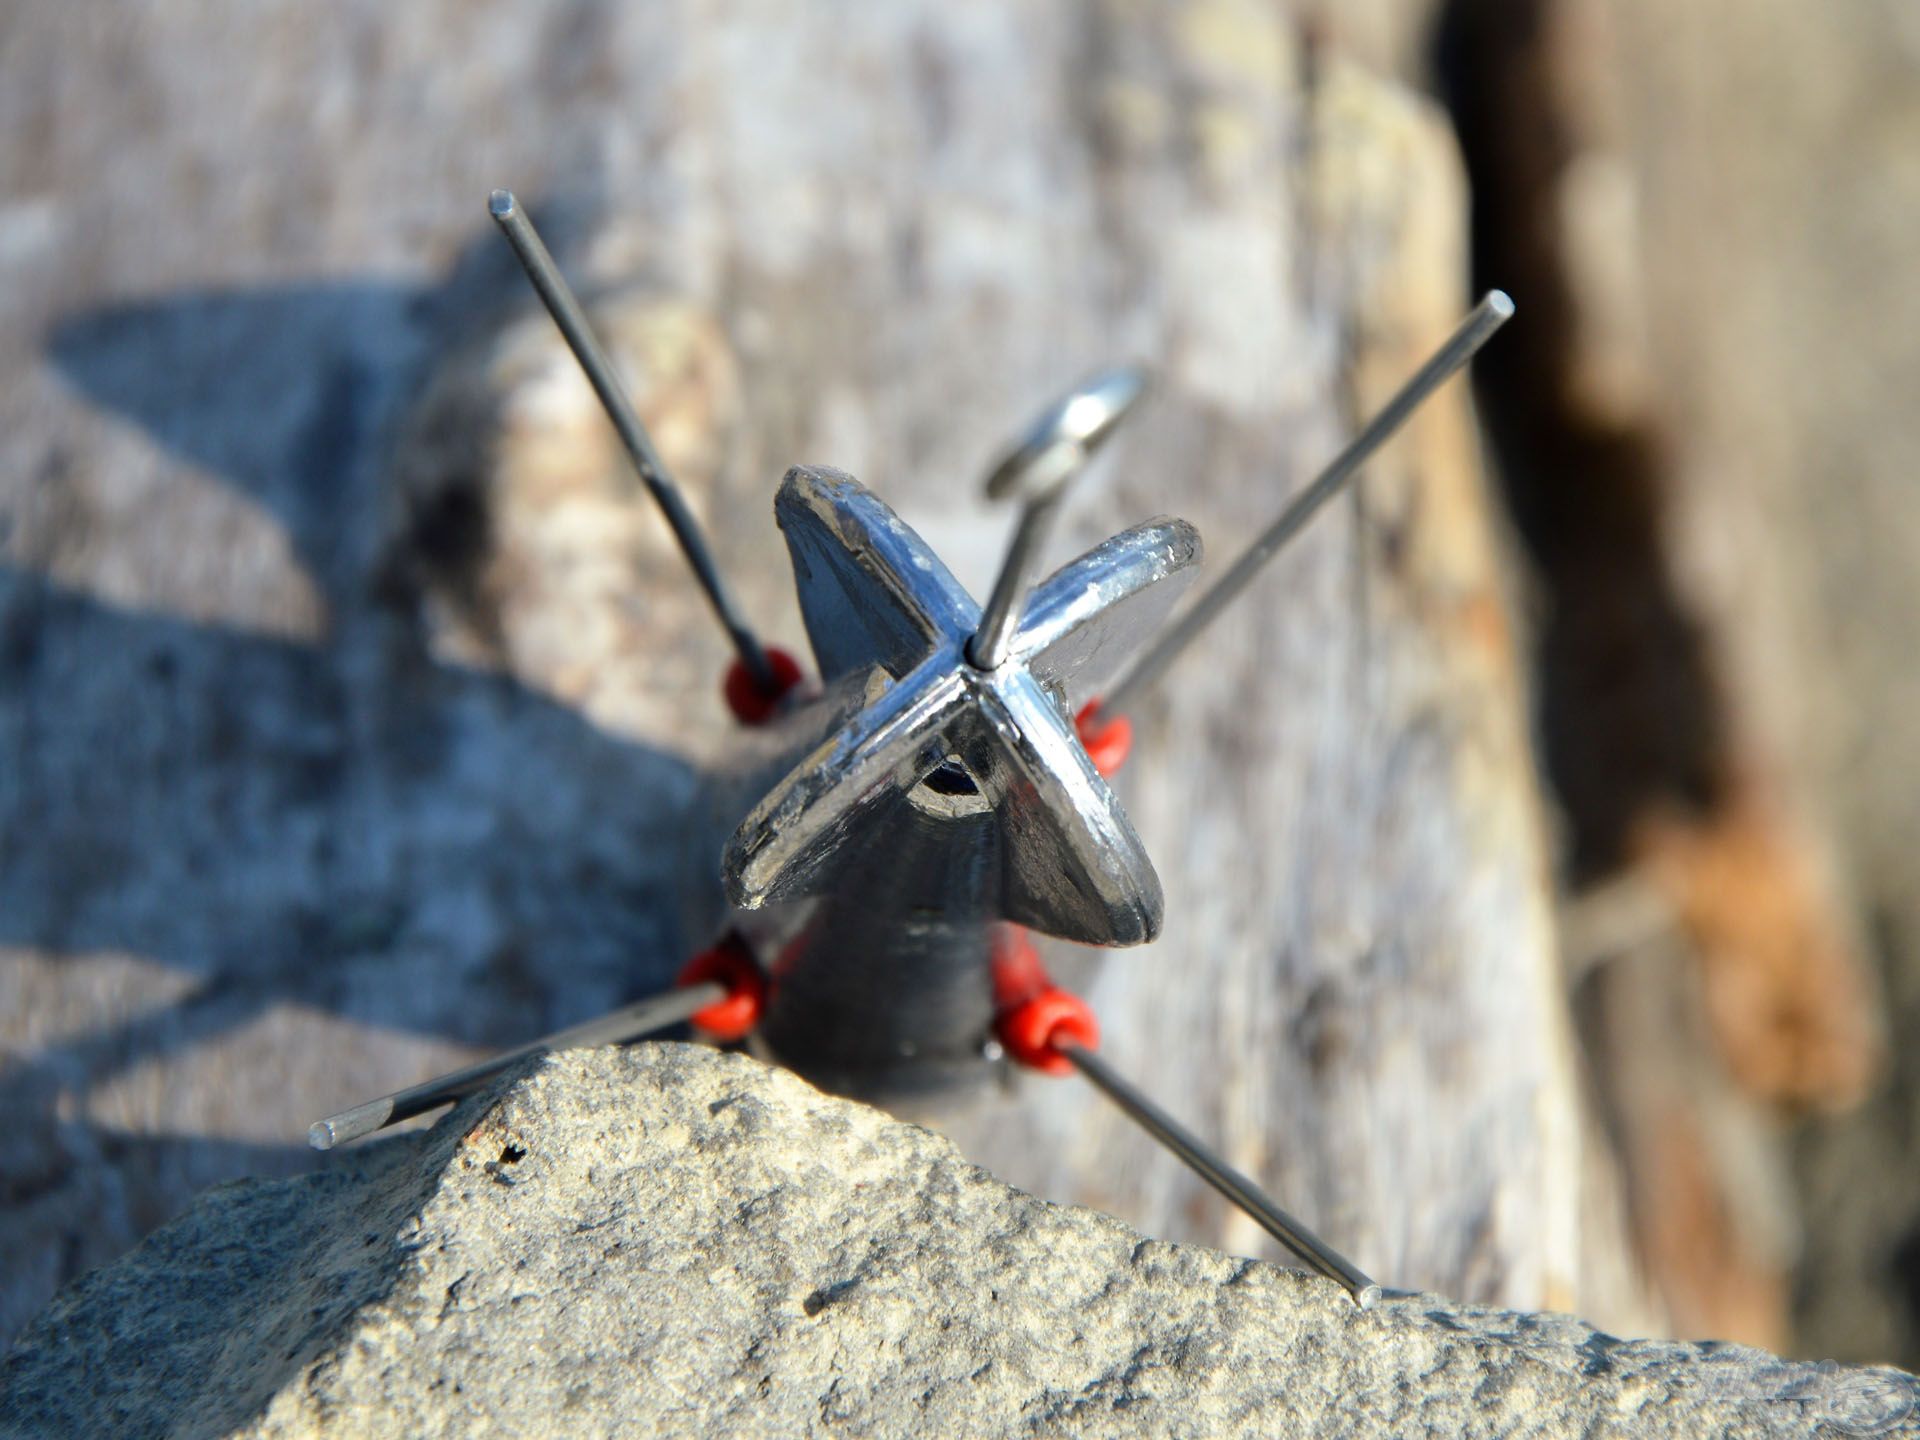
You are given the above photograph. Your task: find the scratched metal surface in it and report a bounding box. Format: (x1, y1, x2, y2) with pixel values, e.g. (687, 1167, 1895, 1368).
(0, 0, 1603, 1344)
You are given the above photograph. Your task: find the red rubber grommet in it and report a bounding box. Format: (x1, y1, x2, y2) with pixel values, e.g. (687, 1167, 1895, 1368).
(677, 937, 767, 1041)
(723, 646, 805, 726)
(1075, 703, 1133, 778)
(997, 987, 1100, 1077)
(990, 926, 1048, 1011)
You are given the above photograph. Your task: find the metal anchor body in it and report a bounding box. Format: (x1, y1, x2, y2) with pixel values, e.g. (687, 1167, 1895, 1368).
(311, 190, 1517, 1306)
(728, 466, 1201, 1099)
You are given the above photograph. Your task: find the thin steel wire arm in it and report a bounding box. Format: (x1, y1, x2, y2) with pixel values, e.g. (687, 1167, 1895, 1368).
(307, 981, 725, 1150)
(1060, 1038, 1381, 1306)
(488, 189, 777, 693)
(1098, 291, 1514, 717)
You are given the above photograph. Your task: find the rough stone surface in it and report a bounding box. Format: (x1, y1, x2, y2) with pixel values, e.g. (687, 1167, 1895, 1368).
(2, 1045, 1913, 1440)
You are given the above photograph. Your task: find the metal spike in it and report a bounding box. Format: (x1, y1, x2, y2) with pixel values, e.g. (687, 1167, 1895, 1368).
(307, 981, 724, 1150)
(1059, 1037, 1380, 1306)
(488, 189, 777, 693)
(968, 367, 1147, 671)
(1096, 291, 1514, 718)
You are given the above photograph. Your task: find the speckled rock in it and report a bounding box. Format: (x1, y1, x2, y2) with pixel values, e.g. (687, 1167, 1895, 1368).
(3, 1045, 1913, 1439)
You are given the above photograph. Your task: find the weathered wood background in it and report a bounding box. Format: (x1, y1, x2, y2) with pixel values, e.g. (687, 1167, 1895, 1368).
(1308, 0, 1920, 1365)
(0, 0, 1639, 1344)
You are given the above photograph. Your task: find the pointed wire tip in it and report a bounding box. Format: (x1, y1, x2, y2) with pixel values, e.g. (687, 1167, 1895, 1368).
(307, 1096, 395, 1151)
(1093, 288, 1518, 718)
(488, 189, 517, 219)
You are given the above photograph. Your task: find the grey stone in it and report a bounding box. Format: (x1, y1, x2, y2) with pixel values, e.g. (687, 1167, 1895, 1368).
(3, 1044, 1912, 1439)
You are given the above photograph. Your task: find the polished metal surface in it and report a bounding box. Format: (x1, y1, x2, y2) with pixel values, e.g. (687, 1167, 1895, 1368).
(980, 366, 1148, 506)
(489, 189, 777, 692)
(776, 466, 980, 686)
(730, 451, 1198, 1096)
(307, 981, 724, 1150)
(725, 465, 1200, 949)
(969, 366, 1148, 670)
(1098, 292, 1513, 718)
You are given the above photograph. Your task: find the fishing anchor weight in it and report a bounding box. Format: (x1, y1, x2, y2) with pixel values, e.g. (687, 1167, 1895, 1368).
(311, 190, 1515, 1308)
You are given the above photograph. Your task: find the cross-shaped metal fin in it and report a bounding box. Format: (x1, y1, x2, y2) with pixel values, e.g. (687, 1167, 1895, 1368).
(724, 466, 1201, 948)
(775, 466, 980, 684)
